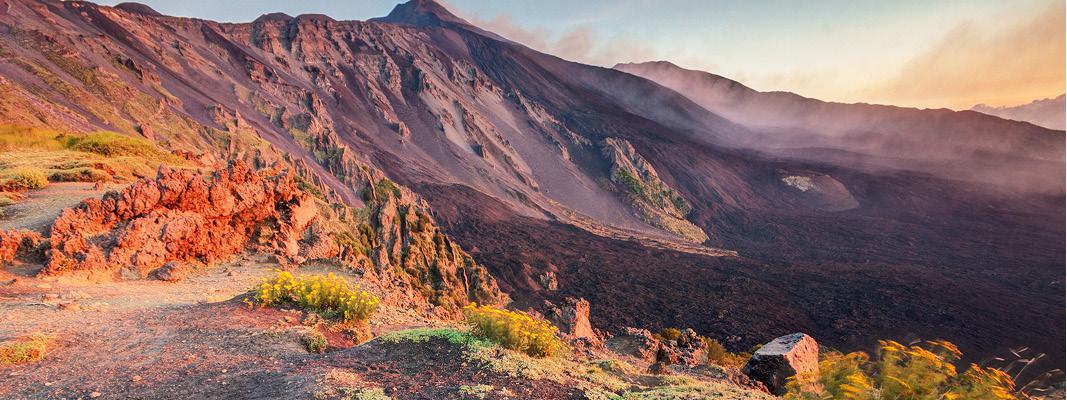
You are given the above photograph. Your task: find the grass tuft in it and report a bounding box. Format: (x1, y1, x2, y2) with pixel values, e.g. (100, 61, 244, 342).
(301, 330, 328, 354)
(1, 167, 49, 190)
(0, 334, 52, 365)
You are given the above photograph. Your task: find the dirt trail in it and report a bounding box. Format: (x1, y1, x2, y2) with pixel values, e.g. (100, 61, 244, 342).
(0, 257, 449, 400)
(0, 182, 125, 233)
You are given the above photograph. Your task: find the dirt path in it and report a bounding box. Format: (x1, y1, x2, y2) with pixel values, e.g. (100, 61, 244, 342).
(0, 257, 575, 400)
(0, 182, 126, 233)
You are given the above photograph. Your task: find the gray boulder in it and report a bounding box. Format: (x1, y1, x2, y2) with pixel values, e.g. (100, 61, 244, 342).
(741, 333, 821, 395)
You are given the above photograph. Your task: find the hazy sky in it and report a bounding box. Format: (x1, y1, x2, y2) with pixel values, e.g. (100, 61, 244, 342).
(98, 0, 1065, 109)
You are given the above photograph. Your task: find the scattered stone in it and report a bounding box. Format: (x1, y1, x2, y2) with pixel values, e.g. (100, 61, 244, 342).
(648, 361, 670, 375)
(131, 375, 142, 382)
(741, 333, 821, 395)
(150, 261, 189, 282)
(606, 327, 659, 362)
(61, 290, 92, 300)
(538, 271, 558, 291)
(90, 391, 102, 398)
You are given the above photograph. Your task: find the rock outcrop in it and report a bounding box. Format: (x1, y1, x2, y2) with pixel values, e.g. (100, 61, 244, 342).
(742, 333, 821, 395)
(601, 138, 708, 243)
(42, 161, 318, 278)
(606, 327, 660, 362)
(545, 297, 600, 345)
(0, 229, 43, 264)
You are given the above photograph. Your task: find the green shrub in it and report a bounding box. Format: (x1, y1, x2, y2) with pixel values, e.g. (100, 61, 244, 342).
(301, 330, 328, 354)
(343, 387, 391, 400)
(2, 167, 48, 190)
(458, 384, 494, 399)
(363, 178, 401, 204)
(705, 338, 727, 364)
(785, 339, 1018, 400)
(463, 303, 564, 358)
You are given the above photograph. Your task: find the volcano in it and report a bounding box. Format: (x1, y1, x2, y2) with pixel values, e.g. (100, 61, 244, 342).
(0, 0, 1062, 378)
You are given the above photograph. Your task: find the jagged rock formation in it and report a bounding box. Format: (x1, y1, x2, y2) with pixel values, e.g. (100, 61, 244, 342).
(545, 297, 600, 345)
(43, 161, 318, 278)
(357, 182, 507, 310)
(601, 137, 707, 243)
(742, 333, 820, 395)
(38, 161, 505, 310)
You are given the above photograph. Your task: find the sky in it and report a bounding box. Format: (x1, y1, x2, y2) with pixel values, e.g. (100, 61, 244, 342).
(98, 0, 1065, 109)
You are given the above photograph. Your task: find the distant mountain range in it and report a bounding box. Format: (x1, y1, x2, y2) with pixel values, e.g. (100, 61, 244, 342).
(972, 94, 1065, 130)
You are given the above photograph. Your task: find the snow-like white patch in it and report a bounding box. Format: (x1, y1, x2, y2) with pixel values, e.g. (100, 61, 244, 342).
(782, 176, 815, 192)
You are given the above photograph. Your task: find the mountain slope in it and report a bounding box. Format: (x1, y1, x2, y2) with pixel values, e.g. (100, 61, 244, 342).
(615, 61, 1065, 193)
(0, 0, 1062, 375)
(972, 94, 1066, 130)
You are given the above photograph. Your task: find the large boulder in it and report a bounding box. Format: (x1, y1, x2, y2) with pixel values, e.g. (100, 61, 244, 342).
(742, 333, 821, 395)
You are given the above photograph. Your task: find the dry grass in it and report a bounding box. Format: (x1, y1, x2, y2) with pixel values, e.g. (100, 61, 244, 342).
(786, 339, 1018, 400)
(0, 124, 186, 206)
(0, 166, 48, 190)
(0, 334, 52, 365)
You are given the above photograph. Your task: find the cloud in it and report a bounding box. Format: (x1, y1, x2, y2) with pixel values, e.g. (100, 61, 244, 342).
(465, 11, 660, 67)
(864, 3, 1065, 109)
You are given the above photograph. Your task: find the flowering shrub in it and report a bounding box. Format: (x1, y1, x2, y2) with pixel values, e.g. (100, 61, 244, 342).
(252, 270, 379, 323)
(786, 339, 1018, 400)
(463, 304, 563, 358)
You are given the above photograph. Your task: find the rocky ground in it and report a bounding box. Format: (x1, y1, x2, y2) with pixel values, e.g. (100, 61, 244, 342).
(0, 256, 773, 400)
(0, 167, 773, 400)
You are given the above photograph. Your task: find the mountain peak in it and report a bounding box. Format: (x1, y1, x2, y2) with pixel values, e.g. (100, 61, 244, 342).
(114, 2, 163, 17)
(373, 0, 469, 27)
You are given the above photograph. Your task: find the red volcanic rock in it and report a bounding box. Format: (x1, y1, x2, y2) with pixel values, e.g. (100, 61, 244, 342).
(741, 333, 820, 395)
(42, 161, 318, 278)
(0, 229, 43, 264)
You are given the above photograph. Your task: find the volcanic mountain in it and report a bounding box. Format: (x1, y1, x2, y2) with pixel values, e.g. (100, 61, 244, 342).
(0, 0, 1063, 375)
(615, 61, 1065, 193)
